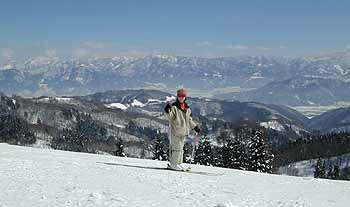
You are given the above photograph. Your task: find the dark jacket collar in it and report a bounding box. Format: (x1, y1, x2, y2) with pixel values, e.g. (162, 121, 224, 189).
(172, 99, 189, 112)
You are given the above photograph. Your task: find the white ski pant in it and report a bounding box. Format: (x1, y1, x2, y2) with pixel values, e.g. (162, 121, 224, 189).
(169, 134, 186, 166)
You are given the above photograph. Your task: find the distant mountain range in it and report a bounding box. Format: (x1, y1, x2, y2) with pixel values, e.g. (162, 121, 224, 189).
(2, 52, 350, 106)
(214, 76, 350, 106)
(76, 89, 308, 129)
(80, 89, 350, 134)
(307, 107, 350, 133)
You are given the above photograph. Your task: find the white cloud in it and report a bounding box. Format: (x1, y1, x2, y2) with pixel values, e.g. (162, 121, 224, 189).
(196, 41, 212, 47)
(256, 46, 271, 51)
(122, 48, 159, 57)
(1, 48, 14, 59)
(45, 49, 57, 57)
(279, 45, 287, 49)
(72, 48, 91, 57)
(81, 41, 115, 49)
(225, 44, 249, 50)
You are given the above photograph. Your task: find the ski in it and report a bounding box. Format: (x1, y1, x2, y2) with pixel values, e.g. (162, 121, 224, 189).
(166, 167, 225, 176)
(99, 162, 224, 176)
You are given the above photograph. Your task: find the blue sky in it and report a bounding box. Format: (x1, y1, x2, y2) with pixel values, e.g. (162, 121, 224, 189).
(1, 0, 350, 60)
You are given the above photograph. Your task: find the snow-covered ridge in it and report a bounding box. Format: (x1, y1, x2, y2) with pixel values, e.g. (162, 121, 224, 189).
(260, 120, 285, 131)
(36, 97, 74, 103)
(104, 96, 176, 110)
(105, 103, 129, 110)
(1, 143, 349, 207)
(131, 99, 145, 107)
(35, 96, 171, 111)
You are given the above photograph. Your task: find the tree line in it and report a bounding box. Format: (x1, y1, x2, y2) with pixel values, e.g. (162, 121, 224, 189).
(152, 130, 274, 173)
(274, 131, 350, 167)
(0, 96, 36, 145)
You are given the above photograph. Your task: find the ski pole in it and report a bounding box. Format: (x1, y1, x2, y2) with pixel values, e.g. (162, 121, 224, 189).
(188, 133, 199, 170)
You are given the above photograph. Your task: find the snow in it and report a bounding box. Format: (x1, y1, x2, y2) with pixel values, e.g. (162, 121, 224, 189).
(249, 76, 265, 79)
(279, 152, 350, 178)
(294, 95, 300, 100)
(114, 124, 125, 128)
(104, 103, 128, 110)
(37, 97, 50, 102)
(290, 124, 307, 135)
(213, 73, 222, 78)
(75, 77, 84, 84)
(333, 65, 347, 75)
(55, 97, 73, 102)
(1, 143, 349, 207)
(29, 139, 52, 149)
(1, 63, 15, 70)
(306, 100, 316, 105)
(260, 120, 285, 131)
(165, 95, 176, 103)
(131, 99, 146, 107)
(36, 97, 74, 104)
(146, 99, 164, 105)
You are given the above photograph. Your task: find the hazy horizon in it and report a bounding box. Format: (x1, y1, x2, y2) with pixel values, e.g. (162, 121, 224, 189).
(1, 0, 350, 63)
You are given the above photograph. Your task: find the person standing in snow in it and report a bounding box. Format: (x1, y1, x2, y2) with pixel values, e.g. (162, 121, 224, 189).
(164, 88, 200, 171)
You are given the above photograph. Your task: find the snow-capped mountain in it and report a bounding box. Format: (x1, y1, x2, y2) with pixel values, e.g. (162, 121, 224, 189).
(215, 76, 350, 106)
(77, 89, 171, 105)
(307, 107, 350, 133)
(1, 143, 349, 207)
(2, 53, 350, 104)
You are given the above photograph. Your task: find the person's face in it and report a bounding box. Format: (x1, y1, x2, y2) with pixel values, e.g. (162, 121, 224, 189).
(177, 94, 186, 103)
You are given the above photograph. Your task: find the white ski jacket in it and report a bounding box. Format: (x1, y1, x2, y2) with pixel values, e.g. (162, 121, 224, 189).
(164, 100, 198, 137)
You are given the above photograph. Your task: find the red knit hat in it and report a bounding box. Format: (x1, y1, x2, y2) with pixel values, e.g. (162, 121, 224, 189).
(177, 88, 187, 97)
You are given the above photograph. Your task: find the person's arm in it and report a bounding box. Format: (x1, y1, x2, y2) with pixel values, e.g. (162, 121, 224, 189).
(188, 109, 200, 133)
(164, 103, 176, 120)
(193, 125, 200, 134)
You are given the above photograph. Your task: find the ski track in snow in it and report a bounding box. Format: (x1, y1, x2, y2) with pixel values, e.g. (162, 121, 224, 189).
(0, 143, 349, 207)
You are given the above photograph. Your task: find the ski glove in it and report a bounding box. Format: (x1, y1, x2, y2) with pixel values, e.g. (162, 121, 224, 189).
(193, 125, 200, 134)
(164, 103, 171, 113)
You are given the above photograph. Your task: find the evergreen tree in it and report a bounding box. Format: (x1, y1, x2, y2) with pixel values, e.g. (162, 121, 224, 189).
(194, 136, 214, 166)
(333, 165, 340, 179)
(211, 145, 222, 167)
(221, 138, 245, 170)
(0, 98, 36, 145)
(183, 142, 192, 163)
(246, 130, 274, 173)
(314, 157, 323, 178)
(114, 137, 126, 157)
(152, 136, 167, 161)
(52, 113, 107, 152)
(327, 165, 333, 179)
(126, 120, 137, 133)
(319, 161, 327, 178)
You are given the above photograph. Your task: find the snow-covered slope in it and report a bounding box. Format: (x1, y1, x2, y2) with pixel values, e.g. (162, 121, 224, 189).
(1, 143, 349, 207)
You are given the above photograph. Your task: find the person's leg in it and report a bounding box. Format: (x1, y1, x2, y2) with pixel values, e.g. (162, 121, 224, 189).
(168, 134, 185, 170)
(177, 136, 185, 165)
